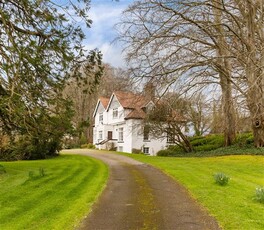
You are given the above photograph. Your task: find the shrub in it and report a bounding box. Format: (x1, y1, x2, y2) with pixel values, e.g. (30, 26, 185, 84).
(79, 133, 87, 145)
(157, 149, 175, 156)
(190, 134, 224, 152)
(0, 164, 6, 174)
(195, 144, 222, 152)
(132, 148, 143, 154)
(88, 143, 96, 149)
(28, 171, 35, 180)
(107, 142, 116, 151)
(246, 136, 254, 145)
(214, 172, 230, 186)
(66, 143, 81, 149)
(39, 167, 45, 177)
(28, 168, 46, 180)
(159, 135, 225, 156)
(255, 187, 264, 203)
(9, 136, 61, 160)
(0, 135, 11, 160)
(189, 136, 209, 146)
(167, 145, 182, 152)
(235, 132, 254, 147)
(1, 108, 73, 160)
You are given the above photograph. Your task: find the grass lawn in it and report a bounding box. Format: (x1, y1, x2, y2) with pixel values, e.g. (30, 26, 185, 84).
(0, 154, 108, 230)
(121, 153, 264, 230)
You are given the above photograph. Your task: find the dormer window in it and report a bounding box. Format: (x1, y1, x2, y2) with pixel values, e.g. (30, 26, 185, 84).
(99, 113, 103, 122)
(113, 108, 118, 119)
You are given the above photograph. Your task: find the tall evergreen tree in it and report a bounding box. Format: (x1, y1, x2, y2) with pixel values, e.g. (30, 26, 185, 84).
(0, 0, 103, 159)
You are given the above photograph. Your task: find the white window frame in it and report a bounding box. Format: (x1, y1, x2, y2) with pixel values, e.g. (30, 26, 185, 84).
(98, 131, 103, 140)
(113, 108, 118, 119)
(99, 113, 103, 122)
(143, 147, 149, 154)
(167, 134, 174, 143)
(118, 127, 124, 142)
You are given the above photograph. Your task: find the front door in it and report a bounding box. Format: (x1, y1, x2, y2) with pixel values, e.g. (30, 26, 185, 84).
(107, 131, 113, 140)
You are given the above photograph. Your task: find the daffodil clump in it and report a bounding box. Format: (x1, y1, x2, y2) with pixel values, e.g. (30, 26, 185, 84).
(214, 172, 230, 186)
(255, 187, 264, 203)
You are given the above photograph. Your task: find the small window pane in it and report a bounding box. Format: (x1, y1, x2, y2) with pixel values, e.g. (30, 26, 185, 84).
(99, 113, 103, 122)
(118, 127, 123, 142)
(113, 109, 118, 118)
(143, 147, 149, 154)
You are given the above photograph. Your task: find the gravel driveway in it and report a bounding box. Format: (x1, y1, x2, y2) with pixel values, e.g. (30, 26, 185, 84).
(63, 149, 221, 230)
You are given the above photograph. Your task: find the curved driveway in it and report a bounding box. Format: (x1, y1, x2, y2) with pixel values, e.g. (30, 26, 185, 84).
(63, 149, 220, 230)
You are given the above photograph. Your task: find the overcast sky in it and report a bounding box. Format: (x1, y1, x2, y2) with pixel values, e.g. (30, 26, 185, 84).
(84, 0, 134, 68)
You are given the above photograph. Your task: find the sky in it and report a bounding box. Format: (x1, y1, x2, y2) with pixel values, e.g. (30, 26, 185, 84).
(84, 0, 134, 68)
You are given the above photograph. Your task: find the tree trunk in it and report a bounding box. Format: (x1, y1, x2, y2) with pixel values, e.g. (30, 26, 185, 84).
(252, 125, 264, 147)
(247, 82, 264, 147)
(213, 0, 236, 146)
(175, 125, 193, 152)
(220, 74, 236, 146)
(245, 2, 264, 147)
(247, 93, 264, 147)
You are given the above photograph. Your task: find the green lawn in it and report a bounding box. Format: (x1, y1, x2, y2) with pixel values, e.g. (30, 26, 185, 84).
(0, 154, 108, 230)
(122, 153, 264, 230)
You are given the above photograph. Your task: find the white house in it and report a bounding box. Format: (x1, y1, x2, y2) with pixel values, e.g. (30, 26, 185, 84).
(93, 91, 170, 156)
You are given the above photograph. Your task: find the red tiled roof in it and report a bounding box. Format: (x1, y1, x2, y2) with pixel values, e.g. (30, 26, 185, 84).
(114, 91, 148, 109)
(112, 91, 151, 120)
(99, 97, 110, 109)
(125, 108, 146, 120)
(99, 91, 185, 122)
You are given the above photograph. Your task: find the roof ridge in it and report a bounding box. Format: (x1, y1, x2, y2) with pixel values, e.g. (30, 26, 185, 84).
(99, 97, 110, 109)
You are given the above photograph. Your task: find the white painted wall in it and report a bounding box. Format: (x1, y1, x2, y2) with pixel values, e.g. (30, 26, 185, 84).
(93, 94, 170, 155)
(94, 103, 105, 127)
(107, 96, 125, 125)
(129, 119, 167, 156)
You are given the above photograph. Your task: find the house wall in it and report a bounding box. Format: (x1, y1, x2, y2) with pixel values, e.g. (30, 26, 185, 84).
(93, 102, 114, 147)
(130, 119, 167, 156)
(93, 103, 104, 146)
(93, 94, 168, 155)
(107, 96, 125, 124)
(143, 136, 167, 156)
(94, 103, 106, 127)
(122, 119, 133, 153)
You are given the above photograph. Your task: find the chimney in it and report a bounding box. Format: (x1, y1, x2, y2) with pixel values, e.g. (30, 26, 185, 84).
(144, 82, 155, 101)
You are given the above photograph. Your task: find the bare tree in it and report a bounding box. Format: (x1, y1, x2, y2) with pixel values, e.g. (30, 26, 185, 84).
(161, 92, 212, 136)
(117, 0, 264, 147)
(146, 101, 193, 153)
(98, 64, 135, 97)
(230, 0, 264, 147)
(64, 63, 134, 144)
(117, 0, 237, 146)
(207, 0, 264, 146)
(187, 94, 212, 136)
